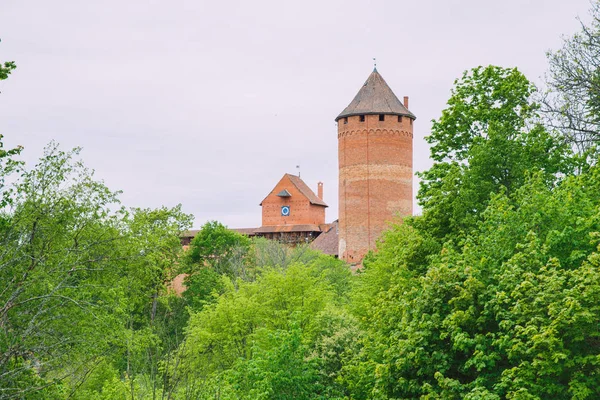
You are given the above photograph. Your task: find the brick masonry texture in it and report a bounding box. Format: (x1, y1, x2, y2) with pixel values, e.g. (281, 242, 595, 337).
(338, 113, 413, 264)
(262, 175, 326, 227)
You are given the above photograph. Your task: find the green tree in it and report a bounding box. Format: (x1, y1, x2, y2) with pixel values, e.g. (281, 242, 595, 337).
(114, 206, 192, 400)
(185, 221, 251, 278)
(345, 168, 600, 399)
(341, 64, 597, 399)
(227, 325, 324, 400)
(182, 266, 225, 312)
(125, 206, 192, 324)
(0, 144, 128, 399)
(252, 238, 325, 271)
(543, 0, 600, 151)
(174, 253, 353, 399)
(182, 221, 253, 314)
(0, 143, 193, 399)
(0, 39, 16, 82)
(0, 44, 21, 210)
(418, 65, 570, 241)
(0, 135, 22, 211)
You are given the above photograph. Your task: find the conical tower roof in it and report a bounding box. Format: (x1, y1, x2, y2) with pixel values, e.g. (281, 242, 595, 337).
(336, 68, 415, 121)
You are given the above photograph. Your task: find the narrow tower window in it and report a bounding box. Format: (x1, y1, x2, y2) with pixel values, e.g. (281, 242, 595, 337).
(379, 114, 385, 121)
(398, 115, 403, 123)
(343, 117, 348, 124)
(359, 115, 365, 122)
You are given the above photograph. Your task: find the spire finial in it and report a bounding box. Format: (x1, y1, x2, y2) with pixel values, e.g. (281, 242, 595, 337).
(373, 57, 377, 71)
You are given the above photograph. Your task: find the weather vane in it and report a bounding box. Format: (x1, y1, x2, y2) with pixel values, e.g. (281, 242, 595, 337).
(296, 165, 300, 178)
(373, 57, 377, 69)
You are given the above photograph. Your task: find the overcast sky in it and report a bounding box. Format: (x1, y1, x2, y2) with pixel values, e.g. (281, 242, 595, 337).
(0, 0, 593, 228)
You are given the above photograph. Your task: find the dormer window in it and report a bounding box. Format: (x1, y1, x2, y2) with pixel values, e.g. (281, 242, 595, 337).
(379, 114, 385, 121)
(359, 115, 365, 122)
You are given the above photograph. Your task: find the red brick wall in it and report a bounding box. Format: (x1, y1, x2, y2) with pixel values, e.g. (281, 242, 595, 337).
(262, 176, 326, 226)
(338, 113, 413, 264)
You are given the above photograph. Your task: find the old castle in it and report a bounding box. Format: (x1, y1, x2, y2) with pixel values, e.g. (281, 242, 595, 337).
(182, 67, 415, 265)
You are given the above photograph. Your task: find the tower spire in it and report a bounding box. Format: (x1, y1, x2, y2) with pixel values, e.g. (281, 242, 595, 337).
(335, 68, 415, 121)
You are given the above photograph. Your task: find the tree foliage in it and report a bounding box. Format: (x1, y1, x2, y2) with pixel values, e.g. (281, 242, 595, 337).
(544, 0, 600, 151)
(6, 7, 600, 398)
(0, 143, 192, 399)
(347, 168, 600, 399)
(344, 64, 600, 398)
(185, 220, 251, 278)
(174, 252, 353, 399)
(418, 65, 571, 241)
(0, 43, 21, 210)
(0, 39, 16, 82)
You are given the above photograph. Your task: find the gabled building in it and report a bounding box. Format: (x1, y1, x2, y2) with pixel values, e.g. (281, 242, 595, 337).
(181, 173, 336, 250)
(182, 66, 412, 264)
(254, 173, 329, 244)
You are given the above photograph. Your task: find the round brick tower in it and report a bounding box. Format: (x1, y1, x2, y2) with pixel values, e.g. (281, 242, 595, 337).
(336, 68, 415, 264)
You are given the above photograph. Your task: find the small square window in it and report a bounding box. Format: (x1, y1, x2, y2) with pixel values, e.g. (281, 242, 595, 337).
(344, 117, 348, 124)
(359, 115, 365, 122)
(398, 115, 403, 123)
(379, 114, 385, 121)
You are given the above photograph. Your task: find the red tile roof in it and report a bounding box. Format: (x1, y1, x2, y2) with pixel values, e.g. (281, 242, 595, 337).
(260, 173, 327, 207)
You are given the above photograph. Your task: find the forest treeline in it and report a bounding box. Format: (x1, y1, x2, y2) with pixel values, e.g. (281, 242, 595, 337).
(4, 3, 600, 399)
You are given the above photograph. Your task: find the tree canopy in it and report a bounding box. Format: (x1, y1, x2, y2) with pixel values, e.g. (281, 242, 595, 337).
(544, 0, 600, 152)
(0, 143, 193, 399)
(418, 65, 571, 242)
(5, 5, 600, 398)
(0, 40, 16, 82)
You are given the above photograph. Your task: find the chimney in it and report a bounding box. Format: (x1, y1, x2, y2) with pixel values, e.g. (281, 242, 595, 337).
(317, 182, 323, 200)
(403, 96, 409, 109)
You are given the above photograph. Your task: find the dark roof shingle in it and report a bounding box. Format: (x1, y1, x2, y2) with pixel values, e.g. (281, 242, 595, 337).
(310, 220, 339, 256)
(336, 68, 415, 121)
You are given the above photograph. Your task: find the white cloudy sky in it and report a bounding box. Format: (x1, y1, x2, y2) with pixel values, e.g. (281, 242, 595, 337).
(0, 0, 592, 228)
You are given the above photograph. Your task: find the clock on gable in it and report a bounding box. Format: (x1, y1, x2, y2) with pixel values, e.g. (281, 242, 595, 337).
(281, 206, 290, 217)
